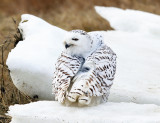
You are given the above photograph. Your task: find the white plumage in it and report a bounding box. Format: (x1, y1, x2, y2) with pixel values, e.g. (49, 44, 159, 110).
(52, 30, 116, 106)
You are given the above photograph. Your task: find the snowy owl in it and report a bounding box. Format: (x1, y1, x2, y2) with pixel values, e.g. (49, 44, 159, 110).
(53, 30, 117, 106)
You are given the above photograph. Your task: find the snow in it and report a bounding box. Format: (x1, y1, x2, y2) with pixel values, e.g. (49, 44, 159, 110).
(7, 101, 160, 123)
(95, 6, 160, 36)
(6, 14, 67, 100)
(104, 31, 160, 105)
(95, 6, 160, 105)
(6, 7, 160, 123)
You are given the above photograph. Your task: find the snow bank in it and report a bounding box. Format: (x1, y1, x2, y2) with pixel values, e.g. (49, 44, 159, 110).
(95, 6, 160, 36)
(7, 101, 160, 123)
(6, 14, 67, 100)
(95, 6, 160, 105)
(104, 31, 160, 105)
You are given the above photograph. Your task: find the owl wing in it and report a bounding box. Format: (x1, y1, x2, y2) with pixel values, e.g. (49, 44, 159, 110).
(68, 44, 117, 102)
(52, 52, 82, 103)
(90, 44, 117, 101)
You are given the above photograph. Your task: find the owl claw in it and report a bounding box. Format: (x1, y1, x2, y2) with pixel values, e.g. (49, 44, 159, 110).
(78, 95, 91, 105)
(67, 90, 92, 105)
(67, 93, 77, 102)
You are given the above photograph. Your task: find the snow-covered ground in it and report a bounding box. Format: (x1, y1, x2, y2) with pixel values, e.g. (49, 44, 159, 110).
(7, 6, 160, 123)
(8, 101, 160, 123)
(104, 31, 160, 105)
(95, 6, 160, 105)
(95, 6, 160, 35)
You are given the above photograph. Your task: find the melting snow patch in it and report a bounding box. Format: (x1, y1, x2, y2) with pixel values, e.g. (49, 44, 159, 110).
(7, 101, 160, 123)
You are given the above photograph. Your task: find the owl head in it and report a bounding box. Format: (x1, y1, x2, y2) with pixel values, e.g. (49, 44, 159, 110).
(63, 30, 93, 57)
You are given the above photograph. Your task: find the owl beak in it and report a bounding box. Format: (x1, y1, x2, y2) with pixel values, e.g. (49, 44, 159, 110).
(65, 43, 71, 49)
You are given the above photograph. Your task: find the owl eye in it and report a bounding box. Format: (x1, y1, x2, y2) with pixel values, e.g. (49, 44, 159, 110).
(72, 38, 79, 41)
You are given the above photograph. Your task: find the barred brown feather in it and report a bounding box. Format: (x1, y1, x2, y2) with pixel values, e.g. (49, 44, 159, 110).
(68, 44, 116, 102)
(52, 52, 83, 103)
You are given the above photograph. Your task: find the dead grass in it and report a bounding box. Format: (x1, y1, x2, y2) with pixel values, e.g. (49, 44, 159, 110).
(1, 0, 160, 122)
(0, 20, 35, 123)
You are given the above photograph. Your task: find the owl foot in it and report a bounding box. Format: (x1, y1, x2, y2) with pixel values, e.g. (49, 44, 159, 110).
(78, 95, 91, 105)
(67, 89, 91, 106)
